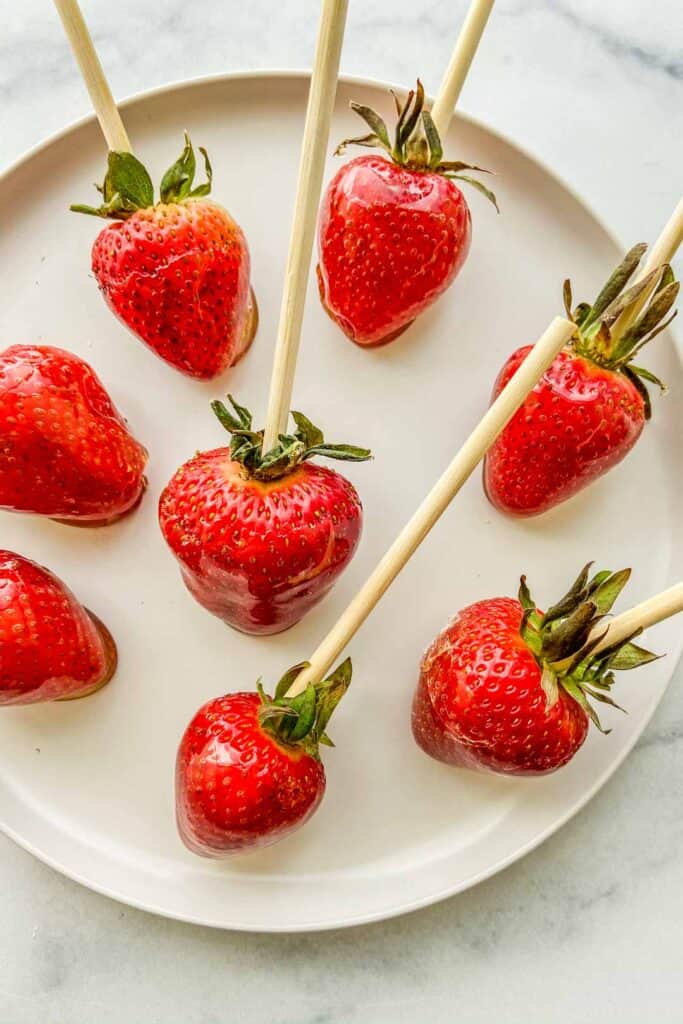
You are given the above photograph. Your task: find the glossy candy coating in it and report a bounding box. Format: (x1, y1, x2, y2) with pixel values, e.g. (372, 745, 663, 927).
(92, 200, 256, 380)
(412, 598, 589, 776)
(176, 691, 325, 856)
(0, 345, 147, 524)
(317, 155, 471, 346)
(0, 551, 117, 705)
(159, 454, 363, 634)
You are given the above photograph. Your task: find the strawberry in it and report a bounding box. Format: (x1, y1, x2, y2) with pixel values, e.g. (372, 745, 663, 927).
(412, 564, 658, 776)
(0, 550, 117, 706)
(484, 245, 680, 515)
(159, 397, 370, 634)
(176, 659, 351, 856)
(0, 345, 147, 525)
(317, 80, 497, 347)
(72, 135, 257, 380)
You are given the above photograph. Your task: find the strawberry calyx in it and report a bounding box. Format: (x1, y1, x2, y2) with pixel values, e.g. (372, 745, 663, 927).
(210, 394, 372, 482)
(70, 133, 212, 220)
(564, 243, 680, 417)
(256, 658, 352, 759)
(335, 79, 499, 211)
(518, 564, 659, 733)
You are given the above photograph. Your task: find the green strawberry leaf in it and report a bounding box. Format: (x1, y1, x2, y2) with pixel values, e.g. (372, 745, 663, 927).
(421, 110, 443, 168)
(304, 443, 372, 462)
(291, 410, 324, 449)
(543, 601, 598, 662)
(336, 103, 393, 157)
(590, 569, 632, 615)
(104, 151, 154, 209)
(582, 243, 647, 328)
(160, 132, 196, 203)
(519, 564, 661, 740)
(450, 173, 500, 212)
(313, 658, 352, 741)
(608, 642, 660, 671)
(542, 563, 592, 625)
(71, 150, 154, 219)
(394, 83, 422, 155)
(160, 133, 213, 204)
(209, 397, 371, 480)
(334, 78, 497, 202)
(274, 662, 310, 701)
(518, 575, 535, 611)
(285, 685, 318, 742)
(190, 147, 213, 198)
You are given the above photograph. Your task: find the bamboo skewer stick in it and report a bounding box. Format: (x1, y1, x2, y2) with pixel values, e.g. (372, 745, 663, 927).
(262, 0, 349, 452)
(590, 582, 683, 656)
(429, 0, 496, 139)
(611, 196, 683, 340)
(640, 197, 683, 276)
(286, 316, 575, 698)
(53, 0, 131, 153)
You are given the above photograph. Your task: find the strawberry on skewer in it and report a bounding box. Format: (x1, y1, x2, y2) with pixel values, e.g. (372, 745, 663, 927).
(484, 198, 683, 516)
(159, 399, 369, 635)
(0, 551, 117, 706)
(413, 569, 683, 776)
(175, 317, 575, 856)
(177, 661, 350, 855)
(317, 0, 497, 347)
(160, 0, 368, 635)
(54, 0, 256, 380)
(0, 345, 147, 525)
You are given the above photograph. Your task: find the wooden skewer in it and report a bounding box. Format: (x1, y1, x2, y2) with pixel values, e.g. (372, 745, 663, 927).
(611, 196, 683, 340)
(590, 582, 683, 656)
(429, 0, 496, 139)
(641, 196, 683, 274)
(262, 0, 349, 452)
(286, 316, 575, 697)
(53, 0, 131, 153)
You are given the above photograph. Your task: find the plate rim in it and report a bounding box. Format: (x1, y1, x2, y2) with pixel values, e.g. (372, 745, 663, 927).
(1, 68, 681, 932)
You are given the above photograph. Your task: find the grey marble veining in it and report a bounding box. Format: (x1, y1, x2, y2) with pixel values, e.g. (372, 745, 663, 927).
(1, 1, 682, 1021)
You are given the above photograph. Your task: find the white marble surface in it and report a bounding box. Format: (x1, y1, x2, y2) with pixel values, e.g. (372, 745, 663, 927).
(1, 0, 682, 1020)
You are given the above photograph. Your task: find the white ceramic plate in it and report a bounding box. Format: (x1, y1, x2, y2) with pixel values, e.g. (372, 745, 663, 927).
(1, 71, 681, 932)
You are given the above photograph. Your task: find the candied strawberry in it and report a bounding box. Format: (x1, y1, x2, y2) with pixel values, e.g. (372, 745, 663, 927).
(317, 80, 496, 346)
(0, 344, 147, 524)
(159, 398, 370, 634)
(484, 245, 679, 515)
(413, 565, 657, 775)
(0, 550, 117, 705)
(73, 135, 257, 379)
(177, 660, 351, 856)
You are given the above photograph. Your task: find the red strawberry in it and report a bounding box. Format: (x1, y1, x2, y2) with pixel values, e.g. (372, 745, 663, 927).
(0, 345, 147, 525)
(159, 398, 370, 634)
(0, 550, 117, 706)
(176, 660, 351, 856)
(72, 135, 257, 380)
(484, 245, 679, 515)
(412, 565, 657, 776)
(317, 80, 496, 347)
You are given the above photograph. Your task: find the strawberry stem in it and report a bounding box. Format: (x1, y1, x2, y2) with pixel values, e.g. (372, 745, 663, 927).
(257, 659, 352, 757)
(210, 395, 371, 481)
(70, 133, 212, 220)
(565, 245, 679, 414)
(335, 79, 499, 210)
(519, 565, 659, 732)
